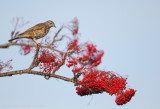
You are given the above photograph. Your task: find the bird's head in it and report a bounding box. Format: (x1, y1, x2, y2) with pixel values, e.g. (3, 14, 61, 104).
(46, 20, 56, 28)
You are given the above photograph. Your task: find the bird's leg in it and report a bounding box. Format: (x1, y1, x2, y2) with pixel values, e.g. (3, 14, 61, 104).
(32, 38, 41, 47)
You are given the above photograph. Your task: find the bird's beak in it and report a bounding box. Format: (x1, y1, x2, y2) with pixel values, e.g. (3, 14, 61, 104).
(54, 25, 56, 28)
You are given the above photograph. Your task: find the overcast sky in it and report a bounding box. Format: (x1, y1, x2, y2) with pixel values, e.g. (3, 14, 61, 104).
(0, 0, 160, 109)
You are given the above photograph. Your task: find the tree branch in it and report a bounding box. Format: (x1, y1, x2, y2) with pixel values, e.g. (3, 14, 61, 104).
(0, 69, 74, 83)
(28, 46, 40, 70)
(50, 26, 64, 45)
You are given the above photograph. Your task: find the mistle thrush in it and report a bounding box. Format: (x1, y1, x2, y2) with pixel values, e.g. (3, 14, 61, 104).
(8, 20, 56, 44)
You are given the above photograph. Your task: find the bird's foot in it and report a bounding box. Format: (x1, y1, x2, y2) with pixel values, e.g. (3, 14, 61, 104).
(37, 43, 42, 48)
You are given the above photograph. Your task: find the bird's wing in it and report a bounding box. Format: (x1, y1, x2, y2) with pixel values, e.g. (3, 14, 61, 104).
(26, 23, 45, 31)
(16, 23, 46, 38)
(19, 23, 45, 35)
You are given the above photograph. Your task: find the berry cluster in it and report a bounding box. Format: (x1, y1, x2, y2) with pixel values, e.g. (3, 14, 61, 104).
(19, 39, 34, 55)
(76, 70, 136, 105)
(115, 88, 136, 105)
(38, 50, 63, 74)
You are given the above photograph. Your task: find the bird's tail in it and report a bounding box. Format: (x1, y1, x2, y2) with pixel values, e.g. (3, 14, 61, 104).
(8, 37, 20, 42)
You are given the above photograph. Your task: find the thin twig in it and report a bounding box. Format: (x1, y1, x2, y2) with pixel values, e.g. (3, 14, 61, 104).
(52, 52, 67, 74)
(50, 26, 64, 46)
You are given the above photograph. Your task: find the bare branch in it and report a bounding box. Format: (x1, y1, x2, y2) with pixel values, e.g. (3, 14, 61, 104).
(28, 46, 40, 70)
(10, 17, 29, 39)
(0, 69, 74, 83)
(50, 26, 64, 45)
(0, 42, 63, 53)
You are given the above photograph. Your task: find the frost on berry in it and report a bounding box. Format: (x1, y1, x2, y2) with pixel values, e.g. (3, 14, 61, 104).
(19, 39, 34, 55)
(68, 17, 79, 35)
(76, 44, 104, 68)
(0, 59, 13, 73)
(115, 88, 136, 105)
(38, 50, 56, 63)
(20, 46, 31, 55)
(38, 49, 64, 74)
(72, 67, 84, 73)
(75, 70, 136, 105)
(76, 70, 127, 96)
(67, 39, 79, 51)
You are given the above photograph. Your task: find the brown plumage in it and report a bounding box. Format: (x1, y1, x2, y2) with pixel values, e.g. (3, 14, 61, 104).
(9, 20, 56, 44)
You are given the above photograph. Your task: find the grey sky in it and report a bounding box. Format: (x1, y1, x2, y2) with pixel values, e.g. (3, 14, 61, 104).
(0, 0, 160, 109)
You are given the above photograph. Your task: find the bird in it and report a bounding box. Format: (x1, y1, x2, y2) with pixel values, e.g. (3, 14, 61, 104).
(8, 20, 56, 45)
